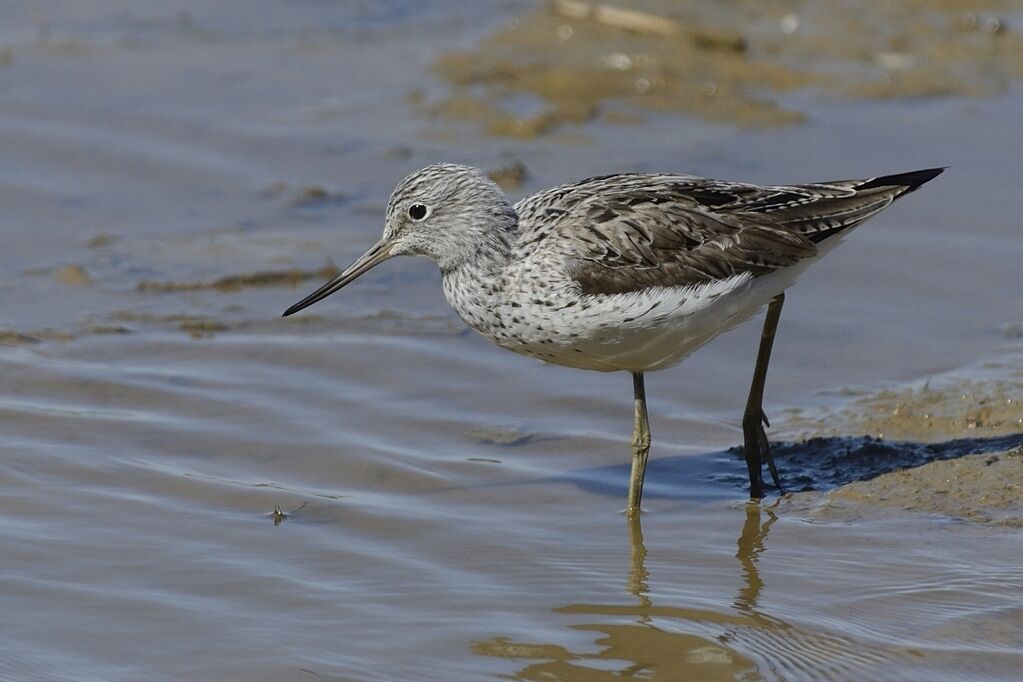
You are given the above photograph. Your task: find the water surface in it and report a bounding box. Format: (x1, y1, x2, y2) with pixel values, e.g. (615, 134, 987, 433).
(2, 2, 1022, 680)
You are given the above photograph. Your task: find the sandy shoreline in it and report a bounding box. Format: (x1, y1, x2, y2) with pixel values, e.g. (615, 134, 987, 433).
(824, 447, 1023, 526)
(777, 356, 1023, 526)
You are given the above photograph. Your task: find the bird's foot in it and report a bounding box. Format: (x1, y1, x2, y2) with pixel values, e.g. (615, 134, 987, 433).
(742, 415, 785, 497)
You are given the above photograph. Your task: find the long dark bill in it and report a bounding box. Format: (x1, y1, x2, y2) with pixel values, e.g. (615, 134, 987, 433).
(282, 239, 393, 317)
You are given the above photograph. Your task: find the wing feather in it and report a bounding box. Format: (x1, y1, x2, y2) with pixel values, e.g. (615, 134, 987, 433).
(555, 183, 818, 295)
(511, 170, 942, 296)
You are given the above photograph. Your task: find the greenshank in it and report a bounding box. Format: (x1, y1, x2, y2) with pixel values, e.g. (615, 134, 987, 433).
(284, 163, 943, 512)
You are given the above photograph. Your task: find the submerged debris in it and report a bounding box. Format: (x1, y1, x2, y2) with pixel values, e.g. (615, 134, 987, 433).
(0, 329, 76, 344)
(487, 160, 530, 190)
(0, 331, 42, 345)
(55, 264, 92, 286)
(271, 504, 287, 526)
(108, 312, 237, 338)
(136, 262, 339, 293)
(470, 425, 536, 447)
(177, 318, 230, 338)
(287, 185, 345, 208)
(269, 502, 308, 526)
(259, 181, 346, 207)
(85, 233, 118, 248)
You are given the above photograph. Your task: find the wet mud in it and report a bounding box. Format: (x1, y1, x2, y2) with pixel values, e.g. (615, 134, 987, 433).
(429, 0, 1023, 136)
(776, 365, 1023, 525)
(822, 447, 1023, 526)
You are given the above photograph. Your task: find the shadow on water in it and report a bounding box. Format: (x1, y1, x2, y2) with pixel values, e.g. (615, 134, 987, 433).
(560, 433, 1023, 500)
(471, 505, 897, 680)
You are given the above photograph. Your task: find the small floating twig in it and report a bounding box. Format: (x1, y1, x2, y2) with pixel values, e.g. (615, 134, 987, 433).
(551, 0, 746, 52)
(272, 504, 287, 526)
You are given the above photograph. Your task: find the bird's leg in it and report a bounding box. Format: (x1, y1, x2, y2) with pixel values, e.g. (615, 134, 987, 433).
(742, 293, 786, 499)
(627, 372, 651, 515)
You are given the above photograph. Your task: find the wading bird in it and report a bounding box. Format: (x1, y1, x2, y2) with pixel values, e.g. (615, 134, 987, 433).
(284, 164, 942, 512)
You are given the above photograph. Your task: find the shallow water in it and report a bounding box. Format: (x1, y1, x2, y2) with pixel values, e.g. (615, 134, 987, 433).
(2, 2, 1023, 680)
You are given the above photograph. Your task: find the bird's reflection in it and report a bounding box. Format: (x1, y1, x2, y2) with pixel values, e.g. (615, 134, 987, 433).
(625, 513, 651, 614)
(733, 500, 777, 616)
(470, 505, 773, 679)
(472, 501, 882, 680)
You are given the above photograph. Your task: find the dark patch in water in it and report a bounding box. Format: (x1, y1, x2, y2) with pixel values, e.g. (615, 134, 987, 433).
(747, 433, 1023, 491)
(561, 434, 1023, 500)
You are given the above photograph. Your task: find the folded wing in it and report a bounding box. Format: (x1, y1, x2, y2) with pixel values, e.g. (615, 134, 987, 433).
(525, 169, 943, 295)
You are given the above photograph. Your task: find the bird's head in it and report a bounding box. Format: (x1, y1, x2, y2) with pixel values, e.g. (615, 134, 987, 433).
(283, 163, 516, 317)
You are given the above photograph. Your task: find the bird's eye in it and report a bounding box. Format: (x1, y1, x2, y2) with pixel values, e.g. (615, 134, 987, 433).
(408, 203, 429, 221)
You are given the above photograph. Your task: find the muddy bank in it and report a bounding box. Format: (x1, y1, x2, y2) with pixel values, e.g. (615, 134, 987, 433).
(826, 447, 1023, 527)
(787, 375, 1023, 443)
(778, 361, 1023, 526)
(427, 0, 1023, 136)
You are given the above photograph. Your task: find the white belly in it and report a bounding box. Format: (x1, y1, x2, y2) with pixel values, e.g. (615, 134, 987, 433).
(498, 254, 829, 373)
(511, 274, 765, 372)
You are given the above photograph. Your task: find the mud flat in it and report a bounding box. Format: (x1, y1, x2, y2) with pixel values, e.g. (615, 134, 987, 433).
(780, 356, 1023, 526)
(826, 448, 1022, 526)
(427, 0, 1023, 136)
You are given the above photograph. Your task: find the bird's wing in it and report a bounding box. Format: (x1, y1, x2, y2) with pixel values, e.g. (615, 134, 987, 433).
(530, 176, 817, 295)
(711, 168, 943, 243)
(522, 169, 943, 295)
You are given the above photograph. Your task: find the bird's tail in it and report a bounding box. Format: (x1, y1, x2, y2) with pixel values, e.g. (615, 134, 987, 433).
(853, 167, 946, 194)
(797, 167, 946, 243)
